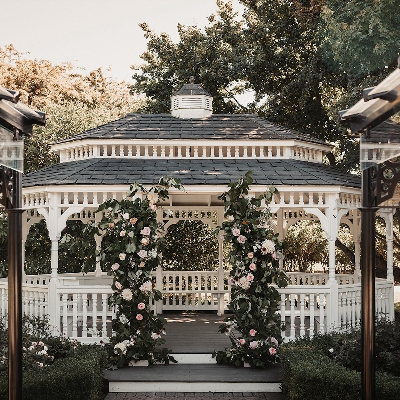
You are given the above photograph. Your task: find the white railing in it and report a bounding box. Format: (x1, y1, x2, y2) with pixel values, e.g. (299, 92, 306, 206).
(0, 273, 394, 345)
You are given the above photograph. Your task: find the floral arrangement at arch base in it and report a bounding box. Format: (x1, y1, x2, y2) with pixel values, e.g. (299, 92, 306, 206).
(214, 171, 289, 368)
(94, 177, 183, 369)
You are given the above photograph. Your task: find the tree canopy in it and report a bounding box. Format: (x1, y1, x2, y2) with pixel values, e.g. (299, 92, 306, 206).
(131, 0, 400, 172)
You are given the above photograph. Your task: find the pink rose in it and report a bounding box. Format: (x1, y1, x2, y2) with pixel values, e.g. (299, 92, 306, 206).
(249, 329, 256, 337)
(115, 281, 122, 290)
(248, 252, 254, 259)
(247, 273, 254, 281)
(269, 347, 277, 355)
(136, 314, 143, 321)
(249, 263, 256, 271)
(237, 235, 247, 244)
(138, 302, 146, 310)
(137, 250, 148, 258)
(150, 204, 157, 211)
(238, 338, 246, 346)
(249, 340, 259, 349)
(231, 228, 240, 236)
(111, 263, 120, 271)
(140, 227, 151, 236)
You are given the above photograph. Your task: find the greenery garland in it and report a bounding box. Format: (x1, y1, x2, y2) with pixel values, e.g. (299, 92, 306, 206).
(214, 172, 288, 368)
(93, 177, 183, 369)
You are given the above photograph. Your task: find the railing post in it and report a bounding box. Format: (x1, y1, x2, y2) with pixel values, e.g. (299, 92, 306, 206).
(155, 265, 163, 315)
(327, 279, 338, 331)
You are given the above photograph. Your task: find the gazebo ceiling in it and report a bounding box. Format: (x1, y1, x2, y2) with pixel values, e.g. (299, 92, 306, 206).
(23, 158, 360, 188)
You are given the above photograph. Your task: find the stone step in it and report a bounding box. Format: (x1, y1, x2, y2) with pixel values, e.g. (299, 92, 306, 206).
(104, 363, 282, 393)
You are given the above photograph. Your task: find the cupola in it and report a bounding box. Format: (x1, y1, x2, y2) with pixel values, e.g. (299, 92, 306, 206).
(171, 77, 213, 119)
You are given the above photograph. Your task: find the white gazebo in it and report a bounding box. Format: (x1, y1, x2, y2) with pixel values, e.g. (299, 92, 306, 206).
(0, 82, 394, 342)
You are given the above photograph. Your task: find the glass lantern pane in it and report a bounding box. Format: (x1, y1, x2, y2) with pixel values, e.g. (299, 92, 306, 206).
(360, 131, 400, 171)
(0, 126, 24, 172)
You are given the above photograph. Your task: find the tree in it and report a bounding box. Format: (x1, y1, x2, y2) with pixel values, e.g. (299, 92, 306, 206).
(162, 220, 219, 271)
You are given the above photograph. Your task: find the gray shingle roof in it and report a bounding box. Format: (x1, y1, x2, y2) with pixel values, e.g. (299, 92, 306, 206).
(172, 83, 211, 96)
(23, 158, 360, 188)
(56, 114, 328, 145)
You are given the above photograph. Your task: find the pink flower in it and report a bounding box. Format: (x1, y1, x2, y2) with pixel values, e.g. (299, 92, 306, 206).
(248, 252, 254, 259)
(136, 314, 143, 321)
(138, 302, 146, 310)
(238, 338, 246, 346)
(141, 237, 150, 246)
(130, 217, 138, 224)
(249, 263, 256, 271)
(120, 230, 126, 237)
(115, 281, 122, 290)
(249, 329, 257, 337)
(111, 263, 120, 271)
(249, 340, 259, 349)
(137, 250, 148, 258)
(231, 228, 240, 236)
(272, 251, 279, 260)
(140, 227, 151, 236)
(247, 273, 254, 281)
(119, 253, 126, 261)
(150, 204, 157, 211)
(237, 235, 247, 244)
(269, 347, 277, 355)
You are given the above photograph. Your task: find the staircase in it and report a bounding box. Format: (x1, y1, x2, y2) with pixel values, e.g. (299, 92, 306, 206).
(103, 313, 282, 394)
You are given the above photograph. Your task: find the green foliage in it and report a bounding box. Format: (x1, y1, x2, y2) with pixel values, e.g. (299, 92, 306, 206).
(91, 177, 183, 368)
(0, 316, 107, 400)
(214, 172, 288, 368)
(162, 220, 219, 271)
(283, 220, 328, 272)
(281, 318, 400, 399)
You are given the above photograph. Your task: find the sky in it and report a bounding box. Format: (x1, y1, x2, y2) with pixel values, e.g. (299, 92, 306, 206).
(1, 0, 244, 83)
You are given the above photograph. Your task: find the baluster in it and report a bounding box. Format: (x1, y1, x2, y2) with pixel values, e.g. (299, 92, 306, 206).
(309, 294, 315, 338)
(72, 294, 78, 338)
(280, 293, 286, 341)
(92, 294, 98, 334)
(81, 293, 88, 338)
(102, 294, 108, 338)
(290, 295, 296, 340)
(300, 293, 305, 337)
(319, 294, 325, 334)
(62, 294, 68, 336)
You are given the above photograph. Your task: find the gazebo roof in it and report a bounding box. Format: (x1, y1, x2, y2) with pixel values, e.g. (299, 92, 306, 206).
(23, 158, 360, 188)
(54, 113, 328, 146)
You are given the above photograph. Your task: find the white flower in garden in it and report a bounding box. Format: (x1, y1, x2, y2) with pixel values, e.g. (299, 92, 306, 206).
(111, 263, 120, 271)
(121, 288, 133, 301)
(149, 249, 157, 258)
(261, 239, 275, 254)
(249, 341, 260, 349)
(141, 237, 150, 246)
(138, 249, 148, 258)
(231, 228, 240, 236)
(140, 227, 151, 236)
(119, 314, 129, 325)
(226, 215, 234, 222)
(147, 193, 159, 204)
(237, 235, 247, 244)
(123, 213, 130, 220)
(151, 332, 161, 340)
(120, 230, 126, 237)
(119, 253, 126, 261)
(329, 348, 334, 353)
(238, 276, 251, 290)
(138, 302, 146, 310)
(139, 281, 153, 293)
(114, 342, 127, 355)
(115, 281, 122, 290)
(139, 262, 145, 268)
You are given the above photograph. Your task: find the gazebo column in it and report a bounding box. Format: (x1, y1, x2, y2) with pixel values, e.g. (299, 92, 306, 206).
(94, 213, 104, 276)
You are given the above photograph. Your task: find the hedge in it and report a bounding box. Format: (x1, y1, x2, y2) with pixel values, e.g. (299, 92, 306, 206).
(0, 346, 107, 400)
(281, 346, 400, 400)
